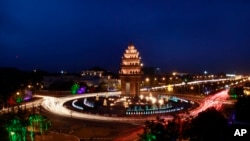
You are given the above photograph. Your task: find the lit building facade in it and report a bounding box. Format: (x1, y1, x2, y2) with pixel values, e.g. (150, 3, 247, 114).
(120, 43, 142, 96)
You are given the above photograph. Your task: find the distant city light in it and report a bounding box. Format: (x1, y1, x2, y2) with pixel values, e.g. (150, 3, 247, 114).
(226, 74, 236, 77)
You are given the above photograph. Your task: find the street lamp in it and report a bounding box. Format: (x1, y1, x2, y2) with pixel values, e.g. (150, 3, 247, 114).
(173, 72, 177, 76)
(204, 71, 208, 75)
(140, 94, 144, 100)
(145, 78, 150, 88)
(190, 86, 194, 90)
(158, 99, 163, 109)
(151, 97, 156, 103)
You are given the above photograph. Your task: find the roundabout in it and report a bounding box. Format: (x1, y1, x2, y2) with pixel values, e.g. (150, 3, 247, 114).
(0, 89, 230, 141)
(65, 92, 198, 117)
(38, 89, 229, 123)
(39, 91, 200, 123)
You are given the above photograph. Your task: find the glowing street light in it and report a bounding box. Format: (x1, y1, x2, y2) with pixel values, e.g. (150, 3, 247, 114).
(204, 71, 208, 75)
(172, 72, 177, 76)
(167, 85, 173, 92)
(140, 95, 144, 100)
(151, 97, 156, 104)
(158, 99, 163, 105)
(190, 86, 194, 90)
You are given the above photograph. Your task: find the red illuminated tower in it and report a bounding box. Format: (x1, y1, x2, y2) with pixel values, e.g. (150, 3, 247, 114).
(120, 43, 142, 96)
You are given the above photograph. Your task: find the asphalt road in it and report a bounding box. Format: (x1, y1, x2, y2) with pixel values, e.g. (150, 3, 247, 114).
(39, 107, 140, 140)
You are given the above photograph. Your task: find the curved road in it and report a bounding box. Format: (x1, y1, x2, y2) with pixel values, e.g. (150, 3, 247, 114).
(1, 90, 229, 123)
(0, 89, 230, 140)
(38, 90, 229, 121)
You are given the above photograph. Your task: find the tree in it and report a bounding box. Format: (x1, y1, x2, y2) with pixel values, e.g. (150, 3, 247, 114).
(190, 107, 228, 141)
(235, 96, 250, 123)
(181, 119, 192, 140)
(139, 116, 181, 141)
(0, 105, 51, 141)
(0, 115, 9, 141)
(165, 120, 179, 141)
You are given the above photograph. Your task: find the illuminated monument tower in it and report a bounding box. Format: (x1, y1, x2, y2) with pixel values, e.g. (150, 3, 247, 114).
(120, 43, 142, 96)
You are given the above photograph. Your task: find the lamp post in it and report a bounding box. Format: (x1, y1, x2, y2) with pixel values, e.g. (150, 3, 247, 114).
(158, 99, 163, 109)
(145, 78, 150, 91)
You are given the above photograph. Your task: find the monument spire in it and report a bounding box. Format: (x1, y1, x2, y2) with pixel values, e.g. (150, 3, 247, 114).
(120, 43, 142, 96)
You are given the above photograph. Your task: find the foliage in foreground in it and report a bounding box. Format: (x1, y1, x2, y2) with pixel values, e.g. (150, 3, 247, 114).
(139, 107, 229, 141)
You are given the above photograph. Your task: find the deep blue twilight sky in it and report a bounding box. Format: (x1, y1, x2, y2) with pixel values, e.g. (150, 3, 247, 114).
(1, 0, 250, 74)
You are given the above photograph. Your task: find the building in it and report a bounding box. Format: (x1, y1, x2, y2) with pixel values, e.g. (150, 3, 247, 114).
(119, 43, 142, 96)
(81, 66, 120, 91)
(81, 66, 105, 77)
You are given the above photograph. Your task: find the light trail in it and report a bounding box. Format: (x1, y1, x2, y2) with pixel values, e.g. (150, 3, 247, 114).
(72, 99, 83, 110)
(114, 89, 230, 141)
(189, 89, 229, 117)
(1, 89, 230, 123)
(0, 98, 44, 113)
(39, 92, 149, 123)
(39, 90, 229, 122)
(0, 89, 231, 141)
(142, 78, 234, 91)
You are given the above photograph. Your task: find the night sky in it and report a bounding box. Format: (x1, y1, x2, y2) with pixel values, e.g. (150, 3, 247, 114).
(1, 0, 250, 74)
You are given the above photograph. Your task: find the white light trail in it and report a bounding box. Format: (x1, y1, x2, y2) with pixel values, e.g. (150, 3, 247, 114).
(72, 100, 83, 110)
(0, 90, 230, 123)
